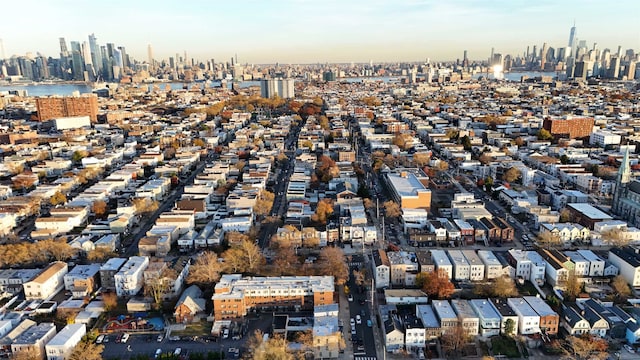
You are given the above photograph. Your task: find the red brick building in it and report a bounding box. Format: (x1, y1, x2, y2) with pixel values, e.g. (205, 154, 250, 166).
(35, 94, 98, 122)
(542, 117, 595, 139)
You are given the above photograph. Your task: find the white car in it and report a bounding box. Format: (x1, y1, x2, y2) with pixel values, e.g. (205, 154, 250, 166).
(95, 335, 105, 344)
(350, 318, 355, 327)
(624, 344, 635, 353)
(356, 315, 362, 325)
(223, 329, 229, 339)
(121, 333, 129, 343)
(348, 294, 353, 302)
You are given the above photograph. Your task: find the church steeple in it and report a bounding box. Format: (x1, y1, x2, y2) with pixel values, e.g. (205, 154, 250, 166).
(618, 146, 632, 185)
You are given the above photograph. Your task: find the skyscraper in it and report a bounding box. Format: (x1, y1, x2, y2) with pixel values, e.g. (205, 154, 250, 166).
(147, 44, 154, 70)
(568, 22, 578, 58)
(88, 33, 103, 76)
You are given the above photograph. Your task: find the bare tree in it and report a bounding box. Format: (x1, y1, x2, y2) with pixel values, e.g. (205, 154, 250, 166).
(187, 251, 222, 285)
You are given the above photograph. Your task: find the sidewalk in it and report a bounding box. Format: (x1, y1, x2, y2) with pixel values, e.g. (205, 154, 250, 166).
(338, 286, 354, 360)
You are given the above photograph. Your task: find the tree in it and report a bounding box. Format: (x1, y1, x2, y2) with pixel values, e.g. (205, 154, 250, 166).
(102, 292, 118, 311)
(502, 167, 521, 183)
(222, 239, 265, 274)
(187, 251, 222, 285)
(145, 268, 178, 309)
(611, 275, 631, 301)
(474, 276, 518, 298)
(49, 191, 67, 206)
(601, 228, 629, 247)
(193, 138, 206, 148)
(71, 150, 88, 163)
(40, 239, 77, 261)
(478, 153, 492, 165)
(504, 318, 515, 336)
(353, 270, 365, 287)
(316, 155, 338, 182)
(392, 133, 414, 150)
(446, 128, 460, 140)
(92, 200, 108, 218)
(563, 270, 582, 301)
(560, 154, 569, 164)
(514, 137, 525, 146)
(537, 231, 562, 249)
(318, 115, 330, 130)
(415, 269, 455, 299)
(440, 323, 469, 358)
(383, 200, 402, 218)
(87, 248, 116, 262)
(318, 247, 349, 285)
(132, 197, 159, 215)
(253, 190, 275, 217)
(460, 135, 472, 150)
(563, 334, 608, 360)
(413, 152, 430, 167)
(559, 208, 573, 222)
(311, 199, 334, 225)
(537, 128, 553, 141)
(11, 347, 41, 360)
(272, 245, 299, 276)
(67, 339, 105, 360)
(245, 331, 295, 360)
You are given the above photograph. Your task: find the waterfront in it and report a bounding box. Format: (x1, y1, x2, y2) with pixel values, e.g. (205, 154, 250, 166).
(0, 72, 558, 97)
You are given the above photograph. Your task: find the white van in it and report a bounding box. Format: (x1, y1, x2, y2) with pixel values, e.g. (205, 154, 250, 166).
(121, 333, 130, 343)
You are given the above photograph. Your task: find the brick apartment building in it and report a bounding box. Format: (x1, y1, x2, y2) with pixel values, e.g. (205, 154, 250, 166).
(211, 274, 335, 320)
(35, 94, 99, 122)
(542, 117, 595, 139)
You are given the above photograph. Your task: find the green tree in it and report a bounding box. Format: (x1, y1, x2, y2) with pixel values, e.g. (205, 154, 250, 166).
(537, 128, 553, 141)
(504, 318, 515, 336)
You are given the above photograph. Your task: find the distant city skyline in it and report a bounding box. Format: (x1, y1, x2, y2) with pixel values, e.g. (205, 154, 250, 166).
(2, 0, 640, 63)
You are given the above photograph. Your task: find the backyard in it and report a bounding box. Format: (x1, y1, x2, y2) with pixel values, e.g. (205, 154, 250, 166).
(491, 336, 521, 358)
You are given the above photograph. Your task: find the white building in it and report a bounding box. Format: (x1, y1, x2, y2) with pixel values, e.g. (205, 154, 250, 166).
(576, 250, 605, 277)
(431, 250, 453, 279)
(45, 324, 86, 360)
(590, 130, 621, 147)
(23, 262, 68, 300)
(447, 250, 470, 281)
(372, 250, 390, 289)
(461, 250, 485, 281)
(451, 299, 479, 336)
(469, 299, 501, 337)
(114, 256, 150, 297)
(507, 298, 540, 335)
(507, 249, 546, 285)
(388, 251, 419, 287)
(11, 322, 56, 360)
(608, 247, 640, 287)
(477, 250, 505, 279)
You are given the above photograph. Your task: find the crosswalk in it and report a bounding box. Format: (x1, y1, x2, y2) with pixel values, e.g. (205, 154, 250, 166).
(354, 357, 376, 360)
(349, 262, 362, 267)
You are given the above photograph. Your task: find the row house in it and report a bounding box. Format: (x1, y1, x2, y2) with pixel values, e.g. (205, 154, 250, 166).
(524, 296, 559, 335)
(506, 249, 546, 285)
(470, 299, 501, 336)
(23, 262, 68, 301)
(388, 251, 419, 287)
(539, 222, 590, 245)
(451, 299, 479, 337)
(373, 249, 390, 289)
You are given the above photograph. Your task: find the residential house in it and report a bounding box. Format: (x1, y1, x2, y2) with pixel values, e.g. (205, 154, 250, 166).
(432, 300, 458, 335)
(608, 247, 640, 287)
(540, 223, 590, 245)
(524, 296, 559, 335)
(562, 306, 591, 336)
(174, 285, 206, 323)
(507, 298, 540, 335)
(447, 250, 470, 281)
(576, 250, 605, 277)
(451, 299, 479, 337)
(383, 315, 405, 353)
(579, 299, 630, 339)
(415, 251, 435, 274)
(416, 305, 441, 340)
(431, 250, 453, 279)
(477, 250, 507, 279)
(384, 290, 429, 305)
(373, 249, 390, 289)
(388, 251, 419, 287)
(44, 324, 85, 360)
(10, 322, 56, 360)
(469, 299, 501, 337)
(63, 264, 101, 299)
(582, 305, 609, 337)
(312, 304, 342, 359)
(461, 250, 485, 281)
(506, 250, 546, 285)
(99, 258, 126, 292)
(23, 262, 68, 301)
(403, 315, 426, 353)
(114, 256, 150, 297)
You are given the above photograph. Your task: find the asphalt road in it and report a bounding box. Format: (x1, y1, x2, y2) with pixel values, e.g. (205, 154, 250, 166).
(346, 254, 377, 359)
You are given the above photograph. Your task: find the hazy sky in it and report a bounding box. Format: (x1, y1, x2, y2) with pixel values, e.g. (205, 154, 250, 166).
(3, 0, 639, 63)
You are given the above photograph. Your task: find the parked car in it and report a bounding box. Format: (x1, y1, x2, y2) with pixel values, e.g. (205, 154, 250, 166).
(157, 334, 164, 342)
(348, 294, 353, 302)
(121, 333, 129, 343)
(154, 349, 162, 358)
(356, 315, 362, 325)
(174, 348, 182, 356)
(95, 335, 105, 344)
(223, 329, 229, 339)
(367, 320, 372, 327)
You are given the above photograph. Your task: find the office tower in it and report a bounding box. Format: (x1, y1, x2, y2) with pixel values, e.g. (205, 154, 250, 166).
(147, 44, 154, 70)
(88, 33, 102, 76)
(260, 78, 295, 99)
(69, 41, 85, 81)
(625, 61, 637, 80)
(568, 23, 577, 57)
(540, 43, 548, 70)
(169, 57, 175, 70)
(118, 46, 128, 69)
(17, 57, 34, 80)
(462, 50, 469, 67)
(35, 94, 99, 122)
(59, 38, 69, 57)
(608, 57, 621, 79)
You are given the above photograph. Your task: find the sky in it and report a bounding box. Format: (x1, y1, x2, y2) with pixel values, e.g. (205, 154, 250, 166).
(2, 0, 639, 64)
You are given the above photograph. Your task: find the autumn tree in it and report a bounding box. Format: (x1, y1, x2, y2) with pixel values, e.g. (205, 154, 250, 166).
(91, 200, 108, 218)
(416, 269, 455, 299)
(318, 247, 349, 285)
(49, 191, 67, 206)
(413, 152, 430, 167)
(11, 347, 41, 360)
(193, 138, 206, 148)
(71, 150, 88, 163)
(40, 239, 77, 261)
(611, 275, 631, 301)
(353, 270, 365, 287)
(245, 331, 295, 360)
(318, 115, 330, 130)
(537, 231, 562, 249)
(312, 198, 334, 225)
(514, 137, 525, 146)
(253, 190, 275, 217)
(316, 155, 338, 182)
(132, 197, 159, 215)
(474, 276, 518, 298)
(563, 334, 608, 360)
(272, 245, 300, 276)
(86, 248, 116, 262)
(559, 208, 573, 222)
(601, 228, 628, 247)
(478, 153, 492, 165)
(392, 133, 414, 150)
(67, 339, 105, 360)
(563, 270, 582, 301)
(537, 128, 553, 141)
(222, 239, 265, 274)
(441, 323, 469, 358)
(188, 251, 223, 286)
(383, 200, 402, 218)
(102, 292, 118, 311)
(502, 167, 521, 183)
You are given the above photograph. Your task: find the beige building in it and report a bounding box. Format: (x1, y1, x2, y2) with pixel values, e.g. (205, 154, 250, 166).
(23, 262, 68, 300)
